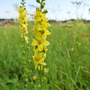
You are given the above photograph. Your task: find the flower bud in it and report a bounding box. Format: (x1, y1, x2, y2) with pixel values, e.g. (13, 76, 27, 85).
(41, 4, 44, 9)
(33, 76, 37, 80)
(43, 2, 46, 5)
(36, 7, 40, 11)
(36, 0, 40, 3)
(42, 9, 48, 14)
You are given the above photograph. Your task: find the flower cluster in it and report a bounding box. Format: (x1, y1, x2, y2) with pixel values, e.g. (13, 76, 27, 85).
(17, 5, 28, 43)
(32, 9, 51, 68)
(17, 0, 29, 88)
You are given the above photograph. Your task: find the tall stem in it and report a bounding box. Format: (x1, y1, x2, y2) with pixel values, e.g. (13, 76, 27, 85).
(40, 64, 42, 90)
(39, 1, 43, 90)
(40, 0, 43, 12)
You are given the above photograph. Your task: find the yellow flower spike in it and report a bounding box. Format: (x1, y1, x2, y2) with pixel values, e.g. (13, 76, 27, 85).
(32, 5, 51, 68)
(18, 6, 28, 38)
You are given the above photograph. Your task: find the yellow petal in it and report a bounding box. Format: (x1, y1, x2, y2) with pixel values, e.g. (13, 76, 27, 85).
(42, 62, 47, 66)
(43, 40, 50, 46)
(45, 30, 51, 35)
(38, 44, 43, 51)
(32, 39, 38, 46)
(38, 53, 43, 58)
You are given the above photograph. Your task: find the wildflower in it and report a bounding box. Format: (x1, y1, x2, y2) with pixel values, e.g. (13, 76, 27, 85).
(33, 76, 37, 80)
(32, 8, 51, 68)
(32, 35, 50, 51)
(17, 5, 28, 41)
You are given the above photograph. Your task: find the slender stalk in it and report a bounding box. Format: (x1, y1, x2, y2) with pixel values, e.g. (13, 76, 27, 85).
(40, 64, 42, 90)
(40, 0, 43, 12)
(39, 1, 43, 89)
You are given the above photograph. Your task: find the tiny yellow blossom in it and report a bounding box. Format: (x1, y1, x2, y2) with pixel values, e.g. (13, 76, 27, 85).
(25, 78, 28, 82)
(28, 47, 30, 50)
(38, 84, 41, 87)
(33, 76, 37, 80)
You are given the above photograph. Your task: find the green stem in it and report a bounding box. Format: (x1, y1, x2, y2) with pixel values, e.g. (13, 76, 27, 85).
(40, 0, 43, 12)
(39, 1, 43, 90)
(40, 64, 42, 90)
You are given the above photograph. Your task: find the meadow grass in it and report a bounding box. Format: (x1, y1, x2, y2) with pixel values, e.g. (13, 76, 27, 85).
(0, 22, 90, 90)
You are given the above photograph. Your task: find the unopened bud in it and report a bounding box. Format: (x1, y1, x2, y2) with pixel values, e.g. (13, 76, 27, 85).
(36, 0, 40, 3)
(42, 9, 48, 14)
(43, 2, 46, 5)
(36, 7, 40, 11)
(41, 4, 44, 8)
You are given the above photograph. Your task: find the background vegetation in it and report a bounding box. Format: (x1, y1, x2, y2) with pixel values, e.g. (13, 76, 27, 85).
(0, 21, 90, 90)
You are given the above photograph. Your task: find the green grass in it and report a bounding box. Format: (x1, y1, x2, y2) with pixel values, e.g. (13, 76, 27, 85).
(0, 22, 90, 90)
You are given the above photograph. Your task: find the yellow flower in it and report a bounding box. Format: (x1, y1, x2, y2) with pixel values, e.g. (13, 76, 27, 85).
(33, 76, 37, 80)
(24, 36, 29, 43)
(33, 52, 43, 66)
(18, 7, 24, 13)
(18, 6, 28, 37)
(32, 35, 50, 51)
